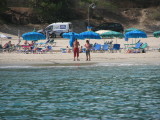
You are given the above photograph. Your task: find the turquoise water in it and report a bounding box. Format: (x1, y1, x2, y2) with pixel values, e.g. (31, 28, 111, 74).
(0, 64, 160, 120)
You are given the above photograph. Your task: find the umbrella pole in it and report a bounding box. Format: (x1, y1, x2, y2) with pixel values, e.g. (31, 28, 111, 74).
(132, 39, 133, 46)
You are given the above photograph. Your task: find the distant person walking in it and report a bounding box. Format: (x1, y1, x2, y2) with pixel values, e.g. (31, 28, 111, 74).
(73, 39, 80, 61)
(84, 40, 92, 61)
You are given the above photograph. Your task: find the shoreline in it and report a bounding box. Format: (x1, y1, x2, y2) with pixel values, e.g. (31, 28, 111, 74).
(0, 51, 160, 67)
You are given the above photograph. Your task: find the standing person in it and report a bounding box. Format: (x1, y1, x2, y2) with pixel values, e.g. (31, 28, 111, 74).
(73, 39, 80, 61)
(85, 40, 92, 61)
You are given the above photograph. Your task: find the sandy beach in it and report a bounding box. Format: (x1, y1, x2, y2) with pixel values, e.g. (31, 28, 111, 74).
(0, 32, 160, 66)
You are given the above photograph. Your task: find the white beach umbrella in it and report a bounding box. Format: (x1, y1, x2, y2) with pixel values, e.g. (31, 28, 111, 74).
(95, 30, 111, 34)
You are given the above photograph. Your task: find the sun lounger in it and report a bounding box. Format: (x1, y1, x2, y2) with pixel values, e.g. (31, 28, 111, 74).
(140, 43, 148, 53)
(93, 44, 102, 52)
(61, 48, 67, 53)
(102, 44, 109, 51)
(110, 44, 121, 52)
(126, 42, 143, 53)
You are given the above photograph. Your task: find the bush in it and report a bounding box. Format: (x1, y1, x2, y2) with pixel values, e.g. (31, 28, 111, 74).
(149, 7, 160, 20)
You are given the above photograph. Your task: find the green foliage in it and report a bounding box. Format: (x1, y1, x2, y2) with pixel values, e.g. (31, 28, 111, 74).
(149, 7, 160, 21)
(28, 0, 160, 23)
(0, 0, 7, 13)
(29, 0, 74, 23)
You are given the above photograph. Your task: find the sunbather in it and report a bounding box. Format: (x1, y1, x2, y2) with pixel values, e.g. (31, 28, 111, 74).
(3, 41, 12, 49)
(66, 46, 71, 53)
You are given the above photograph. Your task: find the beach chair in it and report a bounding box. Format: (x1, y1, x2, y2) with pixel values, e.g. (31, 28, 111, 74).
(61, 48, 67, 53)
(48, 39, 56, 46)
(110, 44, 121, 52)
(102, 44, 109, 52)
(140, 43, 148, 53)
(80, 48, 86, 53)
(132, 42, 143, 49)
(93, 44, 102, 52)
(126, 42, 143, 53)
(0, 44, 3, 52)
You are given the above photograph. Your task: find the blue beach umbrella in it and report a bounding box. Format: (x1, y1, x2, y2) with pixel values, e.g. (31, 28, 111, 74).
(62, 32, 80, 39)
(125, 30, 147, 44)
(125, 30, 147, 38)
(22, 32, 46, 41)
(62, 32, 83, 47)
(79, 31, 101, 39)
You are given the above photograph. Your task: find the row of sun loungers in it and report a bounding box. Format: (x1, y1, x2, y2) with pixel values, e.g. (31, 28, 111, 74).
(0, 42, 150, 54)
(60, 42, 149, 53)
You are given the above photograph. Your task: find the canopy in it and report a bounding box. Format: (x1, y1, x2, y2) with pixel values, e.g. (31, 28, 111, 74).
(125, 30, 147, 38)
(95, 30, 111, 34)
(22, 32, 46, 41)
(79, 31, 101, 39)
(100, 31, 124, 38)
(124, 28, 140, 33)
(100, 31, 124, 43)
(62, 32, 80, 39)
(62, 32, 83, 47)
(153, 31, 160, 38)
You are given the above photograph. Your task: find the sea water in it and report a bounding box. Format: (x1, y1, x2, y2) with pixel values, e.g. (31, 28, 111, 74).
(0, 64, 160, 120)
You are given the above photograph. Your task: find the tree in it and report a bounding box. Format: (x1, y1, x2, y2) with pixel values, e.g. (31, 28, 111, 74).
(0, 0, 7, 13)
(29, 0, 75, 23)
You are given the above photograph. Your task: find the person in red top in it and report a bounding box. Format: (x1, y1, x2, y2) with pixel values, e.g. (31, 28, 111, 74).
(29, 41, 35, 50)
(84, 40, 92, 61)
(73, 39, 80, 61)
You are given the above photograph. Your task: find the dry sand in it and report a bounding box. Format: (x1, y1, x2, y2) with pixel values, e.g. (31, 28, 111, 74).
(0, 32, 160, 67)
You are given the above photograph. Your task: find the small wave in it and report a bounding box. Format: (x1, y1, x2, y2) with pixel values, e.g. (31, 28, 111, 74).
(0, 62, 159, 69)
(95, 62, 147, 67)
(0, 64, 94, 69)
(0, 66, 33, 69)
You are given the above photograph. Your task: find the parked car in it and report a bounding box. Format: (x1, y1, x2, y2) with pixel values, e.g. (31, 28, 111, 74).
(37, 22, 73, 38)
(91, 22, 124, 33)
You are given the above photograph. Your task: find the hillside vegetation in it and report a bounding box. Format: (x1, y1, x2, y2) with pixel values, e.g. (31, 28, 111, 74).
(0, 0, 160, 34)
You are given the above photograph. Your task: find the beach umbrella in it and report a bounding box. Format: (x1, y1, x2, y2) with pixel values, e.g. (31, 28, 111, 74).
(62, 32, 80, 39)
(153, 31, 160, 38)
(125, 30, 147, 38)
(124, 28, 140, 33)
(79, 31, 101, 39)
(100, 31, 124, 38)
(95, 30, 111, 34)
(22, 32, 46, 41)
(100, 31, 124, 43)
(62, 32, 83, 47)
(125, 30, 147, 44)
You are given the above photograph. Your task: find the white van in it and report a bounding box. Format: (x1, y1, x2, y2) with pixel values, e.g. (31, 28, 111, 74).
(44, 22, 73, 37)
